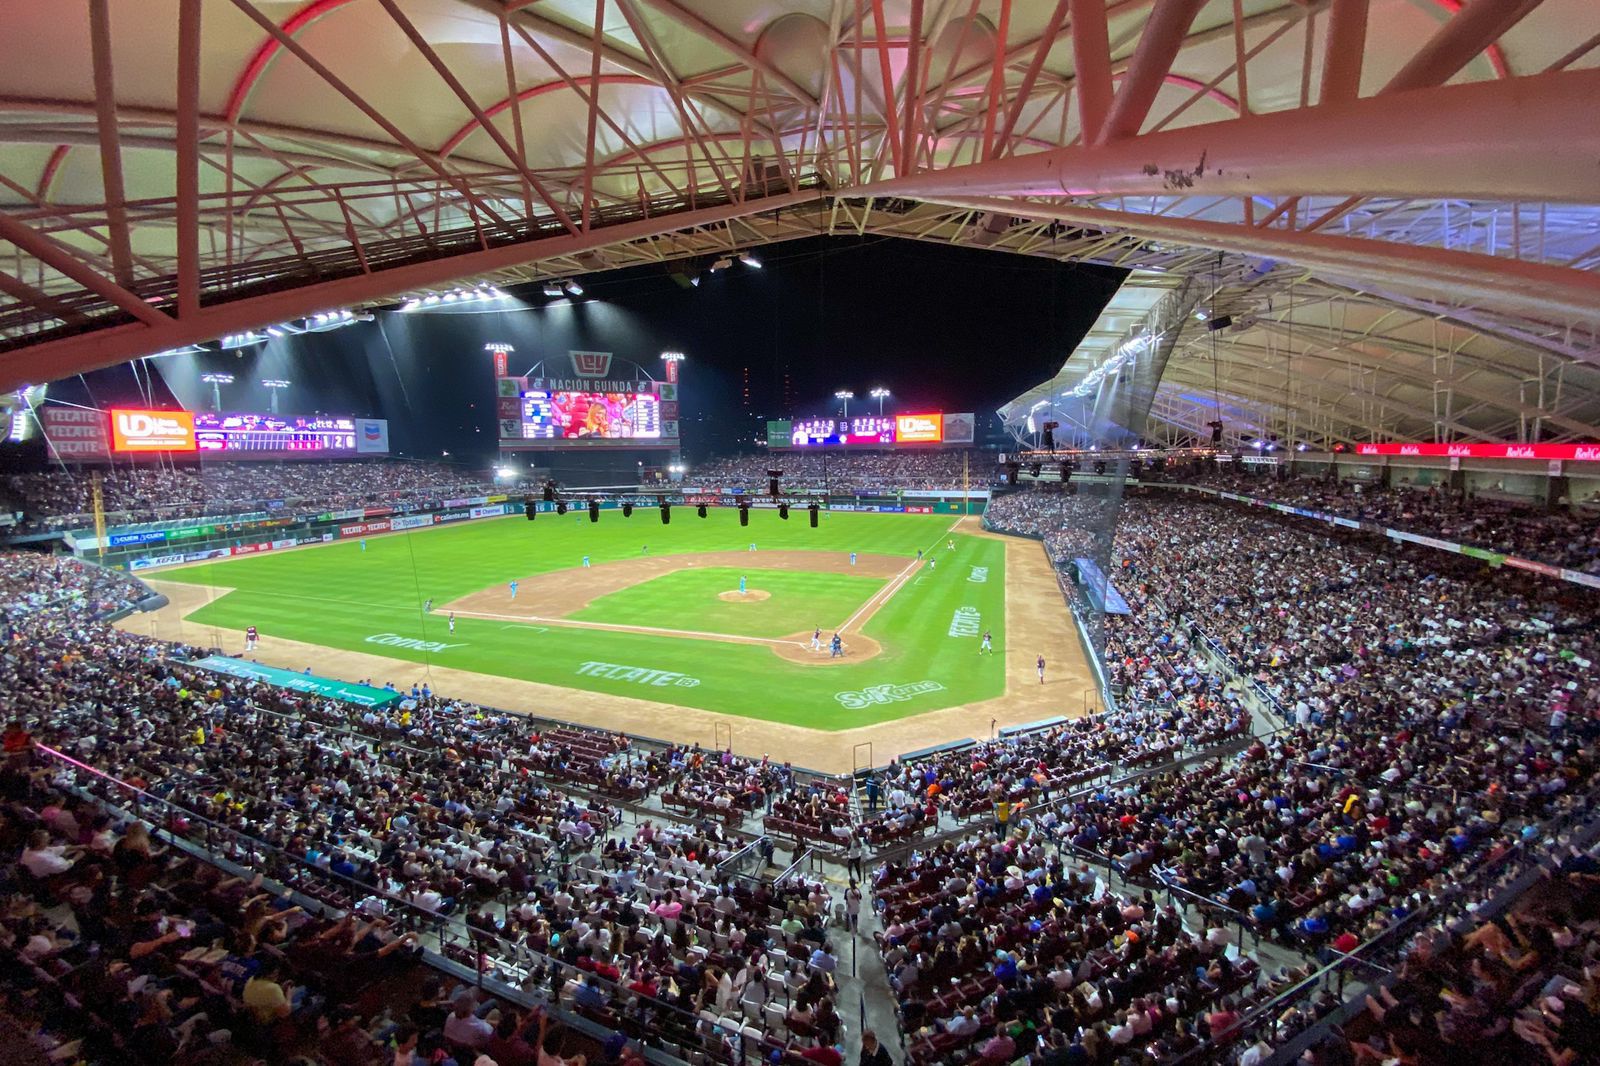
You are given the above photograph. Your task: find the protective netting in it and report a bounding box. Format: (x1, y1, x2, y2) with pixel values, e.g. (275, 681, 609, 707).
(988, 276, 1202, 681)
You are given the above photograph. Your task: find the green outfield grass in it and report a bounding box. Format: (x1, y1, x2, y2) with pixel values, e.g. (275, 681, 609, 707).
(569, 567, 885, 639)
(161, 509, 1008, 729)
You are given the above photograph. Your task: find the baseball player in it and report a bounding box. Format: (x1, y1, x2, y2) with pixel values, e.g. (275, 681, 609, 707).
(244, 625, 258, 652)
(509, 579, 519, 599)
(748, 543, 757, 552)
(929, 558, 936, 571)
(830, 633, 843, 658)
(582, 555, 591, 568)
(360, 538, 367, 551)
(448, 613, 456, 634)
(947, 539, 955, 551)
(811, 626, 822, 651)
(849, 551, 857, 566)
(1037, 654, 1046, 685)
(423, 598, 433, 613)
(980, 630, 992, 655)
(739, 575, 747, 595)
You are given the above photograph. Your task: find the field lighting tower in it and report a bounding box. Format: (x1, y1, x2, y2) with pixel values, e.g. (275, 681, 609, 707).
(261, 379, 291, 414)
(661, 351, 685, 464)
(834, 389, 854, 419)
(201, 372, 234, 411)
(869, 387, 890, 415)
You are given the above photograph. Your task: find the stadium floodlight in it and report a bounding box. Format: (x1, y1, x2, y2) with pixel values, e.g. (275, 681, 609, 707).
(201, 372, 234, 411)
(660, 351, 685, 363)
(261, 378, 292, 414)
(495, 466, 517, 479)
(869, 386, 890, 415)
(265, 326, 284, 337)
(710, 256, 733, 271)
(834, 389, 854, 419)
(400, 299, 421, 312)
(423, 294, 441, 305)
(542, 282, 563, 297)
(738, 251, 761, 268)
(564, 280, 583, 296)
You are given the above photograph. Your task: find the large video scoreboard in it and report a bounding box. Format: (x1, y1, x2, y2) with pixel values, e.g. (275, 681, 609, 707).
(41, 406, 390, 460)
(766, 412, 975, 450)
(497, 350, 679, 450)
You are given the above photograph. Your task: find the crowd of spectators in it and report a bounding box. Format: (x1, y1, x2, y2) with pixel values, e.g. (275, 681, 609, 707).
(1160, 464, 1600, 574)
(689, 451, 995, 495)
(0, 550, 855, 1061)
(1, 460, 498, 533)
(8, 461, 1600, 1065)
(1324, 832, 1600, 1066)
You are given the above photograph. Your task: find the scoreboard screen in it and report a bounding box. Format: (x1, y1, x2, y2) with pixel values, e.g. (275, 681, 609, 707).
(515, 390, 662, 443)
(193, 412, 361, 456)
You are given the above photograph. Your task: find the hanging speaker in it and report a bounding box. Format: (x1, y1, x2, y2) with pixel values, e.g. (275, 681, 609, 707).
(697, 504, 708, 519)
(588, 499, 599, 523)
(622, 502, 633, 518)
(660, 502, 671, 525)
(808, 504, 819, 528)
(556, 500, 567, 516)
(739, 505, 750, 527)
(779, 503, 789, 520)
(524, 499, 537, 521)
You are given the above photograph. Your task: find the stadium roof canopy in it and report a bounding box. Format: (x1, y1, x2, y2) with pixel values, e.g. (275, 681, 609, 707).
(1, 0, 1598, 444)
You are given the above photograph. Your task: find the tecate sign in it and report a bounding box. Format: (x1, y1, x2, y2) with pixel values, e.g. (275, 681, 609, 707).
(110, 409, 196, 452)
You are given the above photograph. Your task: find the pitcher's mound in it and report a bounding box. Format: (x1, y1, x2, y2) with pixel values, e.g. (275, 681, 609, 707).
(718, 589, 771, 602)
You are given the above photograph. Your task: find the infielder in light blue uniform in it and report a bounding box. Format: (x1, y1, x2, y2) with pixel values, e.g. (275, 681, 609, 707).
(509, 580, 519, 599)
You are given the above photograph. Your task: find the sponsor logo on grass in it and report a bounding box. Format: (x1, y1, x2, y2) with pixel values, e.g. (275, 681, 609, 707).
(364, 633, 465, 653)
(948, 606, 981, 637)
(576, 661, 701, 687)
(967, 567, 989, 583)
(834, 680, 946, 710)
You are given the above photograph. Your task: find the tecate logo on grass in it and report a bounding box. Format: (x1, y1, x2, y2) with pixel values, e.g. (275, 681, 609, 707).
(365, 633, 465, 653)
(968, 567, 989, 583)
(576, 661, 701, 687)
(948, 606, 981, 637)
(834, 681, 946, 709)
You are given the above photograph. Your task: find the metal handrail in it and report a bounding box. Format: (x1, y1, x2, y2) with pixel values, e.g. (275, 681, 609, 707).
(29, 741, 781, 1064)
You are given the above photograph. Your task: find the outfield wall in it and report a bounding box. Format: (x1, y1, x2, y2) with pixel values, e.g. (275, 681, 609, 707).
(104, 492, 986, 572)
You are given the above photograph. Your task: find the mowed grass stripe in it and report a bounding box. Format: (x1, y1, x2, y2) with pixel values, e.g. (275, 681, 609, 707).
(164, 510, 1007, 728)
(569, 567, 886, 639)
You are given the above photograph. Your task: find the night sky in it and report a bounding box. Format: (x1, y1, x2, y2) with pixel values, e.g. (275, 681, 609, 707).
(18, 236, 1123, 467)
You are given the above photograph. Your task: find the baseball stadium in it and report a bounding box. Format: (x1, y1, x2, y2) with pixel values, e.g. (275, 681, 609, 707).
(3, 4, 1600, 1066)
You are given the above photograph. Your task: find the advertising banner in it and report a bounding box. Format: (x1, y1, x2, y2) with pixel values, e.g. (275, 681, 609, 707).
(271, 538, 297, 550)
(340, 520, 391, 537)
(110, 408, 196, 452)
(355, 418, 390, 454)
(469, 504, 507, 519)
(895, 413, 942, 443)
(110, 530, 169, 547)
(185, 549, 231, 562)
(362, 507, 393, 519)
(189, 655, 401, 708)
(130, 553, 185, 571)
(41, 406, 110, 459)
(389, 514, 433, 531)
(942, 412, 976, 444)
(1356, 441, 1600, 461)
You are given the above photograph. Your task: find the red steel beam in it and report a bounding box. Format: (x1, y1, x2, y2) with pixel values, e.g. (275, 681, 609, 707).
(1385, 0, 1544, 93)
(1068, 0, 1114, 143)
(1096, 0, 1206, 143)
(0, 189, 823, 391)
(928, 195, 1600, 326)
(0, 209, 170, 328)
(225, 0, 521, 241)
(997, 0, 1069, 152)
(1319, 0, 1370, 104)
(374, 0, 579, 235)
(175, 0, 203, 318)
(862, 68, 1600, 205)
(86, 0, 135, 285)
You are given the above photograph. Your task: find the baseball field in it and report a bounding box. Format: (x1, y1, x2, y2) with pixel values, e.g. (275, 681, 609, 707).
(154, 509, 1018, 729)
